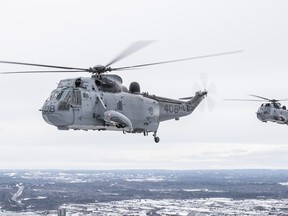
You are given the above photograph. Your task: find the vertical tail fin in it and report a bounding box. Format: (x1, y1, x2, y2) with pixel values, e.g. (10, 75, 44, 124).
(180, 90, 208, 113)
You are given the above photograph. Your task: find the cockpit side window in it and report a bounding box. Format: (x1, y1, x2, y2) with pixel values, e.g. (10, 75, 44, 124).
(72, 90, 81, 105)
(62, 90, 81, 105)
(64, 90, 81, 105)
(58, 89, 81, 111)
(64, 91, 72, 103)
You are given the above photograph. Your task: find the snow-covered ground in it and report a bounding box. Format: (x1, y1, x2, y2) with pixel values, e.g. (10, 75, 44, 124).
(58, 198, 288, 216)
(2, 198, 287, 215)
(1, 170, 288, 215)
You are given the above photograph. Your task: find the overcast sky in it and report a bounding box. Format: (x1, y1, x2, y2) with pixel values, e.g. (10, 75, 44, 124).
(0, 0, 288, 169)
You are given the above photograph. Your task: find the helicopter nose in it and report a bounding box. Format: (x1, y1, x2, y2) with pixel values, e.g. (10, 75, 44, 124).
(41, 102, 73, 127)
(256, 112, 265, 121)
(41, 103, 55, 125)
(256, 108, 267, 121)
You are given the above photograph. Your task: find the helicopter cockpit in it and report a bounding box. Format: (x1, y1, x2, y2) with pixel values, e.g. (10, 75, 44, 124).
(41, 85, 84, 127)
(256, 104, 271, 122)
(44, 87, 81, 111)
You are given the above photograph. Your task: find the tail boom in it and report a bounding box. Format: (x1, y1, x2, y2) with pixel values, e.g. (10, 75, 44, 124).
(158, 90, 207, 122)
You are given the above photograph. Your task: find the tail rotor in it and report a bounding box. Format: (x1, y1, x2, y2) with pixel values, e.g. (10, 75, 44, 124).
(195, 73, 217, 112)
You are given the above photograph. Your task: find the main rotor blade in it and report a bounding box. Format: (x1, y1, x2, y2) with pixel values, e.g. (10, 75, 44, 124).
(0, 70, 87, 74)
(105, 40, 155, 67)
(0, 60, 88, 71)
(249, 94, 271, 101)
(224, 99, 266, 102)
(112, 50, 243, 71)
(250, 95, 288, 102)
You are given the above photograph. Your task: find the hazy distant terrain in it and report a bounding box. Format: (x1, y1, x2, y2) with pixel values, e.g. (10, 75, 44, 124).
(0, 170, 288, 215)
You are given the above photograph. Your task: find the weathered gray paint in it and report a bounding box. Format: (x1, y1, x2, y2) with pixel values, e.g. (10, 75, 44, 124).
(41, 75, 207, 142)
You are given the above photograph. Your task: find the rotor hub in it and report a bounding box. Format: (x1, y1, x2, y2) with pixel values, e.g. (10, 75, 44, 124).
(89, 65, 112, 74)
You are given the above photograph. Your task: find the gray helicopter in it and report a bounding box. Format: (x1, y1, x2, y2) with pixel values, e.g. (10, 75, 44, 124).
(227, 94, 288, 125)
(0, 42, 241, 142)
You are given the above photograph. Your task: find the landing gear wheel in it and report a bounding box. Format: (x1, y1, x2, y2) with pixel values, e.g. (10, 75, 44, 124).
(153, 132, 160, 143)
(154, 136, 160, 143)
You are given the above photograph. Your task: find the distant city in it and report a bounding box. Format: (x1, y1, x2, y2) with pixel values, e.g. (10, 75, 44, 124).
(0, 170, 288, 215)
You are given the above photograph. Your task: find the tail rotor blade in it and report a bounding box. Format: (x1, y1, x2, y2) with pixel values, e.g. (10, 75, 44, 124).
(208, 80, 217, 95)
(198, 94, 216, 112)
(200, 73, 209, 89)
(207, 97, 216, 112)
(193, 80, 201, 94)
(195, 73, 217, 112)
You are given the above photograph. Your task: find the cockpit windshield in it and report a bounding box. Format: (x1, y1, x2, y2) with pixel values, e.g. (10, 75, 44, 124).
(47, 90, 64, 101)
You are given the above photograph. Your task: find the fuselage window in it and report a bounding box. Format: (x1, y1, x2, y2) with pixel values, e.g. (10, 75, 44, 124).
(83, 92, 90, 99)
(117, 101, 123, 111)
